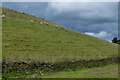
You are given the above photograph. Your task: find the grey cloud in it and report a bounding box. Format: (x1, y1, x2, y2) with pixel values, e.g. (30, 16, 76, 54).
(3, 2, 49, 18)
(44, 2, 118, 41)
(2, 2, 118, 41)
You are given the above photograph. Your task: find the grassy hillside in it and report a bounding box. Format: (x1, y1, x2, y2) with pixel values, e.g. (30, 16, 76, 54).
(2, 8, 118, 62)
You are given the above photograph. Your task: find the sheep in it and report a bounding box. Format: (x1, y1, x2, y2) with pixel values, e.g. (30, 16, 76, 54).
(1, 15, 5, 18)
(43, 22, 49, 25)
(55, 25, 59, 27)
(46, 22, 49, 25)
(43, 22, 46, 24)
(30, 20, 34, 22)
(40, 22, 43, 24)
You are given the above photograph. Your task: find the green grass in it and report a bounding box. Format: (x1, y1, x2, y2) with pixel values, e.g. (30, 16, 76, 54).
(42, 64, 118, 78)
(5, 63, 117, 78)
(3, 63, 118, 78)
(2, 8, 119, 78)
(2, 8, 118, 62)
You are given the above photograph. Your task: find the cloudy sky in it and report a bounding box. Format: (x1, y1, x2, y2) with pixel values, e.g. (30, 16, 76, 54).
(2, 2, 118, 41)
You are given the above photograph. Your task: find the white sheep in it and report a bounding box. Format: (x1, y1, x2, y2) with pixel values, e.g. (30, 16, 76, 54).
(1, 15, 5, 18)
(43, 22, 49, 25)
(40, 22, 43, 24)
(43, 22, 46, 24)
(46, 22, 49, 25)
(55, 25, 59, 27)
(30, 20, 34, 22)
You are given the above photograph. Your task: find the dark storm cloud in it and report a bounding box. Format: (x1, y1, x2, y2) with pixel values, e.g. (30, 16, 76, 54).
(2, 2, 118, 41)
(45, 2, 118, 41)
(3, 2, 49, 18)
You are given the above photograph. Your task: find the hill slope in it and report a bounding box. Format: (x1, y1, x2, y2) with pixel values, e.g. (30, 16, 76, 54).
(2, 8, 118, 62)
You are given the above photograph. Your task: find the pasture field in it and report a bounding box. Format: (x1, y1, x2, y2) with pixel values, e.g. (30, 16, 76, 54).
(2, 8, 118, 62)
(2, 8, 119, 78)
(3, 63, 118, 78)
(42, 64, 118, 78)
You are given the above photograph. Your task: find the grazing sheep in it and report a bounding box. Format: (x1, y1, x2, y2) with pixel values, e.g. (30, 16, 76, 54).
(43, 22, 49, 25)
(43, 22, 46, 24)
(55, 25, 59, 27)
(46, 22, 49, 25)
(30, 20, 34, 22)
(40, 22, 43, 24)
(1, 15, 5, 18)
